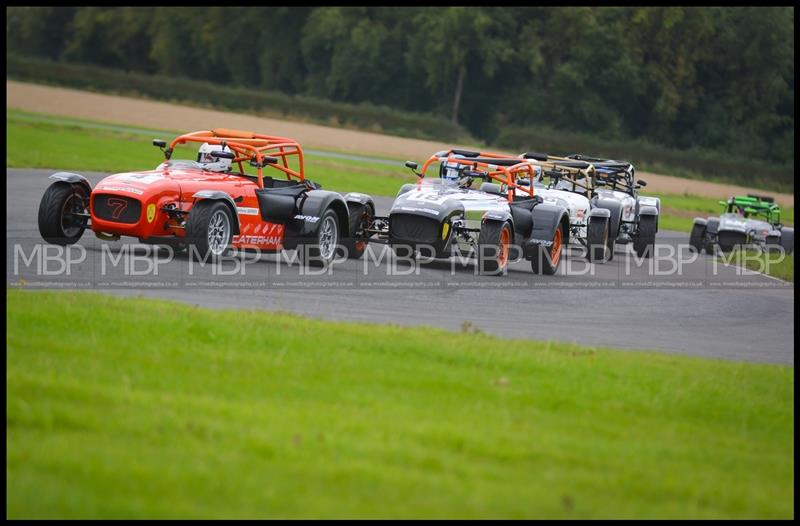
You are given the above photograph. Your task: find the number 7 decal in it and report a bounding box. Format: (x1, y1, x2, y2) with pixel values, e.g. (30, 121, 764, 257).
(106, 197, 129, 219)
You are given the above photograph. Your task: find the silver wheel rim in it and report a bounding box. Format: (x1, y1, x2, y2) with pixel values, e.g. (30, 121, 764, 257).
(207, 210, 230, 255)
(318, 215, 338, 261)
(61, 193, 85, 237)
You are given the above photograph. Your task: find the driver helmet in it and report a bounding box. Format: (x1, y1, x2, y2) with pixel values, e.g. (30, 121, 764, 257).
(440, 156, 466, 182)
(197, 142, 233, 172)
(531, 164, 543, 183)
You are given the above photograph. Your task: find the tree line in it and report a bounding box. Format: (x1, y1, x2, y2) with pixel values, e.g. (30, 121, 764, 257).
(6, 6, 794, 165)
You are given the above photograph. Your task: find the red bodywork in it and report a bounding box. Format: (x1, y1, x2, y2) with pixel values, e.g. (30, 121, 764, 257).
(89, 129, 305, 250)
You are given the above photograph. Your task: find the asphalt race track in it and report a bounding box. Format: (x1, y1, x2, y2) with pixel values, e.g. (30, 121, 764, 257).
(7, 169, 794, 364)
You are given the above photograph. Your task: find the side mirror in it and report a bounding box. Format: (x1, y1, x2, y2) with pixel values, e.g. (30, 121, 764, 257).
(636, 179, 647, 187)
(404, 160, 423, 179)
(210, 150, 235, 160)
(153, 139, 172, 159)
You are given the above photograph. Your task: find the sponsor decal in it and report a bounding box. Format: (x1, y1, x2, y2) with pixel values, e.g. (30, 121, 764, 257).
(146, 204, 156, 223)
(530, 238, 554, 247)
(95, 185, 144, 195)
(236, 207, 259, 216)
(294, 214, 320, 223)
(396, 206, 440, 216)
(232, 235, 283, 245)
(113, 173, 162, 185)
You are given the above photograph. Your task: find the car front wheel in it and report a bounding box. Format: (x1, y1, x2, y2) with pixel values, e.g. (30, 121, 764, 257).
(186, 200, 233, 261)
(38, 182, 89, 245)
(689, 221, 706, 253)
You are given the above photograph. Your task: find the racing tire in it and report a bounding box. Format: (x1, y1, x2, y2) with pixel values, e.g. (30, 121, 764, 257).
(298, 208, 340, 268)
(342, 203, 373, 260)
(38, 182, 89, 245)
(779, 227, 794, 254)
(586, 216, 609, 263)
(605, 209, 622, 261)
(477, 221, 513, 275)
(703, 218, 719, 254)
(689, 221, 706, 253)
(530, 223, 565, 275)
(185, 200, 234, 261)
(634, 215, 657, 258)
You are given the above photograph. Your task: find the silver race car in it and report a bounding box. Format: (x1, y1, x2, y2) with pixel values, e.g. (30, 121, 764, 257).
(363, 149, 573, 275)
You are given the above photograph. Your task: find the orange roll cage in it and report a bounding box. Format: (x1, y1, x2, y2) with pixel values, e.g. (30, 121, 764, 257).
(418, 150, 540, 203)
(168, 129, 305, 188)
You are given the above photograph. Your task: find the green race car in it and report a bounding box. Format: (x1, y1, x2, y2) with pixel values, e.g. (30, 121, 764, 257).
(689, 195, 793, 253)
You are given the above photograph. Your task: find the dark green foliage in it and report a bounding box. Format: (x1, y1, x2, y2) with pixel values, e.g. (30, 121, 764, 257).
(6, 6, 794, 184)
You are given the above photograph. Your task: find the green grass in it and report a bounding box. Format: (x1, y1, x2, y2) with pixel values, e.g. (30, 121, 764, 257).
(717, 249, 794, 282)
(6, 289, 795, 519)
(5, 111, 794, 232)
(5, 110, 412, 197)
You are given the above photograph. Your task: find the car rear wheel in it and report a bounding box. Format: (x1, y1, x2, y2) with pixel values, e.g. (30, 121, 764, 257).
(342, 203, 373, 260)
(298, 208, 339, 268)
(38, 182, 89, 245)
(634, 215, 657, 258)
(586, 216, 609, 263)
(478, 220, 513, 275)
(186, 200, 233, 260)
(530, 223, 565, 275)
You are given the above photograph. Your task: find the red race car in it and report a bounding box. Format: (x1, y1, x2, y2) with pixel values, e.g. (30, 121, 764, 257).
(37, 129, 376, 265)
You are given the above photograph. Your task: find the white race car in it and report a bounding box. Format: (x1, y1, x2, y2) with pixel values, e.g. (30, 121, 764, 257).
(512, 153, 616, 261)
(567, 155, 660, 258)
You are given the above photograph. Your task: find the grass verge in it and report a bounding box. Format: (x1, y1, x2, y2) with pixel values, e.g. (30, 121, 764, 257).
(6, 289, 794, 519)
(6, 110, 793, 231)
(717, 248, 794, 282)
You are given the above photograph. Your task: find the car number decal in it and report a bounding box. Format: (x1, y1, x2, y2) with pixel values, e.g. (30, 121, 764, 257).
(407, 193, 448, 205)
